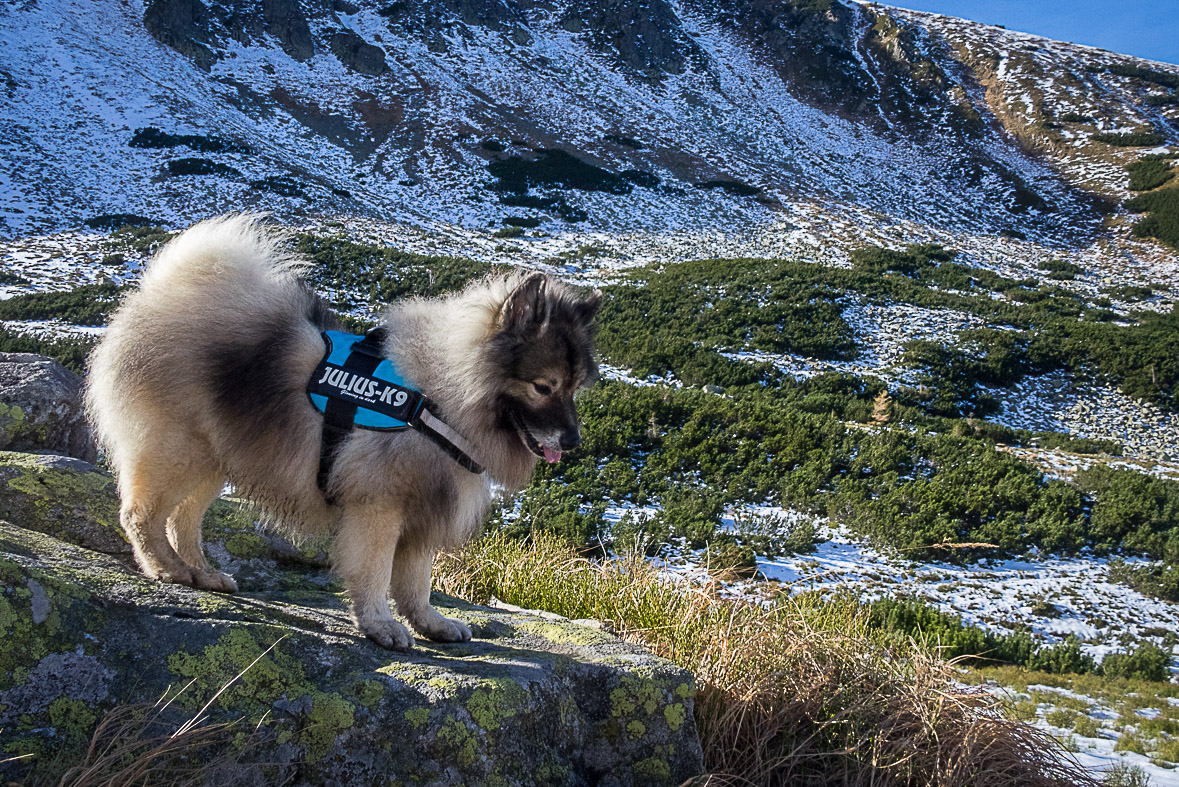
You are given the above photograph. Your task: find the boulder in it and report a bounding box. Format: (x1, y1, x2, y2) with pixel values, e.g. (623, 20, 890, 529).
(0, 452, 704, 785)
(0, 353, 97, 462)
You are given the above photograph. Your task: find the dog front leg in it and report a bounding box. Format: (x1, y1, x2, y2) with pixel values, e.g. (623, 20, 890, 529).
(391, 539, 472, 643)
(334, 507, 413, 651)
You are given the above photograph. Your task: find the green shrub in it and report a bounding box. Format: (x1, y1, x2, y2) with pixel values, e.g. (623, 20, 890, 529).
(498, 193, 586, 221)
(604, 134, 643, 149)
(293, 235, 498, 305)
(1092, 131, 1165, 147)
(0, 281, 125, 326)
(1108, 559, 1179, 602)
(112, 224, 175, 255)
(0, 327, 95, 373)
(1103, 284, 1155, 301)
(1127, 155, 1175, 191)
(1125, 186, 1179, 250)
(597, 257, 856, 388)
(899, 340, 999, 417)
(1144, 93, 1179, 106)
(612, 511, 673, 557)
(249, 175, 307, 198)
(130, 126, 252, 154)
(1108, 63, 1179, 89)
(1034, 433, 1122, 455)
(1102, 763, 1151, 787)
(868, 597, 1033, 667)
(1058, 112, 1092, 123)
(1038, 258, 1083, 279)
(867, 599, 1104, 675)
(1100, 642, 1170, 682)
(782, 518, 819, 554)
(83, 214, 160, 232)
(488, 149, 632, 195)
(1077, 466, 1179, 560)
(165, 158, 242, 178)
(493, 226, 525, 238)
(733, 511, 821, 557)
(1027, 636, 1097, 675)
(832, 433, 1087, 558)
(620, 169, 660, 188)
(695, 179, 762, 196)
(503, 216, 541, 228)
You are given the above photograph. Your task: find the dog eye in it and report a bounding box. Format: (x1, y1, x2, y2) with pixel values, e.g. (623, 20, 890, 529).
(532, 382, 552, 396)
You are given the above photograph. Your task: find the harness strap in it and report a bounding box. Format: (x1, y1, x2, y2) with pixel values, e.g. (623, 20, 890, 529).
(314, 328, 484, 503)
(416, 409, 484, 474)
(316, 329, 387, 496)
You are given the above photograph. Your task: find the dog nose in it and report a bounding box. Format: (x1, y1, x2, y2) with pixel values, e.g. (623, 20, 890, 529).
(559, 430, 581, 450)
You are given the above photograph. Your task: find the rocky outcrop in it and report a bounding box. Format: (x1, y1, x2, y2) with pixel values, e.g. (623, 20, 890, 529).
(0, 451, 703, 785)
(329, 29, 390, 76)
(142, 0, 219, 71)
(0, 353, 96, 462)
(560, 0, 708, 79)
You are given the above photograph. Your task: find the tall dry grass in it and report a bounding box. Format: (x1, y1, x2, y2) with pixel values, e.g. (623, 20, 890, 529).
(435, 532, 1097, 787)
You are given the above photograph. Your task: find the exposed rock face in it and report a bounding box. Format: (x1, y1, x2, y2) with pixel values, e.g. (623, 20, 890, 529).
(0, 452, 704, 785)
(0, 353, 96, 462)
(142, 0, 219, 71)
(560, 0, 707, 79)
(329, 28, 390, 76)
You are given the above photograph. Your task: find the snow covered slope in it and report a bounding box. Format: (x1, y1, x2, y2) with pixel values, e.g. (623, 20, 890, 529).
(2, 0, 1175, 247)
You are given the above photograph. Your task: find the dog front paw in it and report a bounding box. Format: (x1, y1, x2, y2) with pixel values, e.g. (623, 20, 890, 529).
(151, 564, 199, 587)
(193, 569, 238, 593)
(418, 615, 472, 643)
(360, 618, 414, 651)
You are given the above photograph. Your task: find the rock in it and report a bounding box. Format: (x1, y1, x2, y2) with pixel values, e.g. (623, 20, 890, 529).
(0, 453, 703, 785)
(0, 452, 127, 557)
(0, 353, 96, 462)
(327, 29, 389, 77)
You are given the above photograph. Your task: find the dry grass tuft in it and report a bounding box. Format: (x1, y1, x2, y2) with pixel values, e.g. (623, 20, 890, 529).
(40, 638, 286, 787)
(436, 532, 1097, 787)
(52, 699, 244, 787)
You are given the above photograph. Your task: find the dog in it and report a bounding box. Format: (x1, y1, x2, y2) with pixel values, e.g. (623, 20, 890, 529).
(85, 215, 601, 650)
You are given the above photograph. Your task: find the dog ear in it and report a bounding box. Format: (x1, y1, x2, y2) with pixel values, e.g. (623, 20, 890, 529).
(499, 273, 550, 334)
(576, 289, 602, 323)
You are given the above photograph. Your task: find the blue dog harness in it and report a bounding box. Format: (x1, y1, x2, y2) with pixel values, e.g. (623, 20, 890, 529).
(308, 328, 484, 500)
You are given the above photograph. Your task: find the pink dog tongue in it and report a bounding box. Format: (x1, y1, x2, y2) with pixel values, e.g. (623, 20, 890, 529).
(543, 446, 562, 464)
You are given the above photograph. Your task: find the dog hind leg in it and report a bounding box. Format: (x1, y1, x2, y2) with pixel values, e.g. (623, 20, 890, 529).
(120, 477, 201, 588)
(165, 473, 238, 593)
(116, 433, 236, 592)
(391, 538, 472, 643)
(334, 506, 413, 651)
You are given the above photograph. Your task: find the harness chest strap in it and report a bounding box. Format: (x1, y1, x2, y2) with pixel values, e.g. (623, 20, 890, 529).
(308, 328, 484, 501)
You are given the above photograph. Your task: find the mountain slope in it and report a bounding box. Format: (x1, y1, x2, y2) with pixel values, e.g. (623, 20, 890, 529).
(3, 0, 1176, 246)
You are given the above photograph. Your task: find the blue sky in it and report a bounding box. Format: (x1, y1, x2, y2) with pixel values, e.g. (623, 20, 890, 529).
(889, 0, 1179, 66)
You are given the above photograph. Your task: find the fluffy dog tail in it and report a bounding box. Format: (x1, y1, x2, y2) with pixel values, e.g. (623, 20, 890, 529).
(136, 214, 309, 296)
(86, 214, 323, 480)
